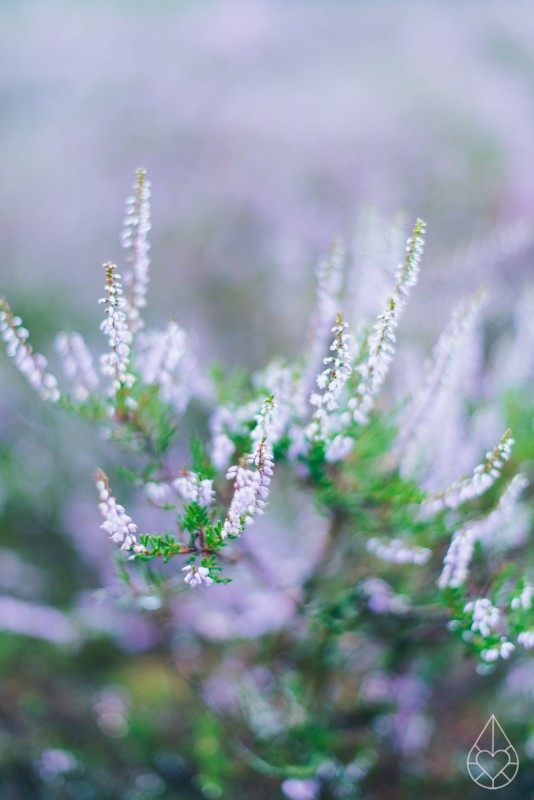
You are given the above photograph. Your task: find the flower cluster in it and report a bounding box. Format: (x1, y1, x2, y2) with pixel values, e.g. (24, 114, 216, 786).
(55, 332, 99, 402)
(367, 537, 431, 566)
(350, 297, 397, 425)
(464, 597, 501, 639)
(223, 396, 276, 539)
(307, 313, 352, 446)
(254, 359, 306, 444)
(135, 321, 191, 413)
(464, 597, 515, 663)
(122, 168, 151, 333)
(396, 288, 486, 465)
(422, 429, 513, 517)
(438, 472, 527, 589)
(359, 578, 409, 615)
(182, 564, 213, 587)
(447, 598, 508, 661)
(511, 584, 534, 651)
(144, 481, 174, 507)
(511, 583, 533, 611)
(460, 599, 515, 663)
(99, 262, 135, 398)
(173, 470, 215, 508)
(438, 526, 476, 590)
(0, 298, 60, 402)
(209, 398, 266, 470)
(302, 238, 344, 398)
(518, 632, 534, 650)
(481, 639, 515, 662)
(95, 471, 145, 556)
(350, 219, 426, 424)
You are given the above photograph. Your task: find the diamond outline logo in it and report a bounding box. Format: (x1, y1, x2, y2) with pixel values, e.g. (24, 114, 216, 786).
(467, 715, 519, 790)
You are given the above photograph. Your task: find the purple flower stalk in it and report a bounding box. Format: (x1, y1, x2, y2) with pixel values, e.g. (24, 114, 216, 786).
(0, 298, 60, 402)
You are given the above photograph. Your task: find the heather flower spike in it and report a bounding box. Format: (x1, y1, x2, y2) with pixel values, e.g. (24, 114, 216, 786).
(99, 261, 135, 400)
(350, 218, 426, 424)
(122, 167, 151, 333)
(55, 331, 99, 402)
(135, 321, 192, 413)
(438, 471, 527, 589)
(0, 297, 60, 402)
(302, 237, 345, 397)
(95, 470, 145, 557)
(422, 428, 513, 517)
(396, 287, 487, 460)
(308, 312, 352, 445)
(462, 598, 515, 663)
(223, 395, 276, 539)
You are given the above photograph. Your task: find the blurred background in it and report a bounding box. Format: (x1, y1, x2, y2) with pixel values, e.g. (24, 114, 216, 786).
(1, 1, 534, 798)
(2, 0, 534, 362)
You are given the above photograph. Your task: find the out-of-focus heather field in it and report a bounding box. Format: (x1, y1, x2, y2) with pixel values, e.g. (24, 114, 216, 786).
(1, 2, 534, 799)
(2, 0, 534, 360)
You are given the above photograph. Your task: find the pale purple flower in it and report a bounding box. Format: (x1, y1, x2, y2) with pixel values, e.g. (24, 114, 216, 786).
(302, 238, 345, 399)
(349, 296, 397, 425)
(287, 423, 308, 463)
(182, 564, 213, 587)
(396, 288, 486, 468)
(307, 314, 352, 446)
(36, 748, 78, 781)
(209, 401, 262, 470)
(438, 473, 526, 589)
(422, 429, 514, 517)
(518, 631, 534, 649)
(281, 778, 319, 800)
(99, 262, 134, 396)
(173, 470, 215, 507)
(253, 359, 306, 442)
(367, 537, 431, 566)
(223, 464, 262, 539)
(387, 674, 432, 757)
(144, 482, 174, 507)
(350, 218, 425, 425)
(122, 168, 151, 333)
(136, 321, 193, 413)
(55, 331, 99, 401)
(482, 638, 515, 662)
(0, 298, 60, 402)
(500, 640, 516, 659)
(211, 431, 236, 471)
(198, 479, 215, 508)
(438, 472, 527, 590)
(464, 598, 500, 639)
(95, 471, 145, 554)
(324, 434, 354, 463)
(223, 397, 276, 539)
(511, 583, 533, 611)
(360, 578, 409, 614)
(347, 207, 406, 328)
(438, 526, 477, 590)
(476, 473, 529, 550)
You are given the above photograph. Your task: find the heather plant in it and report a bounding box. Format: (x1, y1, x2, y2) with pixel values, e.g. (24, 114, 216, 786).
(1, 171, 533, 799)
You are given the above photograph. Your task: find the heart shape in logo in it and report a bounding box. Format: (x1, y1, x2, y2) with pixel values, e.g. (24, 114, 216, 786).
(475, 749, 511, 780)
